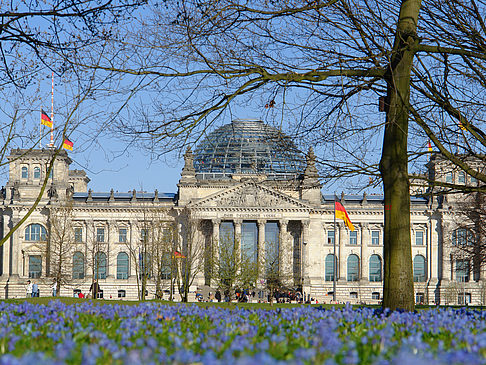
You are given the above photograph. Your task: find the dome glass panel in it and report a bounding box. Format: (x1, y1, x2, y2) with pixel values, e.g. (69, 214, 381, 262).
(194, 119, 305, 180)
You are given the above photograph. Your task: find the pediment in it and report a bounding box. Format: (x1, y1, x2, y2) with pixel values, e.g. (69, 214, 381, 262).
(189, 183, 312, 210)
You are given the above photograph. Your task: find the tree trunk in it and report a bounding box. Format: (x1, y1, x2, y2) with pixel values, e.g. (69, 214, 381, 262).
(380, 0, 422, 311)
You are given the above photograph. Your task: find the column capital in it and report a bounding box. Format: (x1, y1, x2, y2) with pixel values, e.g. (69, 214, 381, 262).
(233, 219, 243, 226)
(257, 219, 266, 226)
(279, 219, 289, 227)
(211, 218, 221, 225)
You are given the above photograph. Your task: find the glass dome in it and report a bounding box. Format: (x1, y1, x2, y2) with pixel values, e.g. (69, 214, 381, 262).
(194, 119, 305, 180)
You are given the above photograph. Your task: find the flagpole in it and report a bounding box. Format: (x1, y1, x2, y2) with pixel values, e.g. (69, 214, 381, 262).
(50, 72, 54, 147)
(39, 109, 42, 148)
(333, 195, 337, 303)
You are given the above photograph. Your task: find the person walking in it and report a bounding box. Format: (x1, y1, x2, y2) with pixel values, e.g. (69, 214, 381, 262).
(52, 280, 57, 297)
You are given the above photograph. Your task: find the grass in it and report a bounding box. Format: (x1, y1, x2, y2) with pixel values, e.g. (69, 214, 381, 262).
(1, 297, 482, 311)
(0, 297, 334, 309)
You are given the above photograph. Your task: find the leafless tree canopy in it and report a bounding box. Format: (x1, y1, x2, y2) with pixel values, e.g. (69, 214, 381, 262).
(80, 0, 485, 191)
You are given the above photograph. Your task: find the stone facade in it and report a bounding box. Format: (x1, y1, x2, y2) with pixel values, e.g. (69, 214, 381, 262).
(0, 122, 483, 304)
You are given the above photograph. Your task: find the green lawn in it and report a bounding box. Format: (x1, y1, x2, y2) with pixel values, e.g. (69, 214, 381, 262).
(1, 297, 481, 311)
(0, 297, 335, 309)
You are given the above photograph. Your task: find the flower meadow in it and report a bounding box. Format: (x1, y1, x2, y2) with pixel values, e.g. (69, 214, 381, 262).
(0, 302, 485, 364)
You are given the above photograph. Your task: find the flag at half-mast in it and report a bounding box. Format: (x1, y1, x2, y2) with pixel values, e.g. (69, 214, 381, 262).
(41, 109, 52, 128)
(335, 201, 355, 231)
(62, 138, 73, 151)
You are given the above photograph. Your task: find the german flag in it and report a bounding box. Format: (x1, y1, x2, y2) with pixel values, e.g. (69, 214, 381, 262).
(173, 251, 186, 259)
(335, 201, 355, 231)
(41, 109, 52, 128)
(62, 138, 73, 151)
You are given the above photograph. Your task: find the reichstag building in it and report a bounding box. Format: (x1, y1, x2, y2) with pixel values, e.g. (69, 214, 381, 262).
(0, 119, 481, 305)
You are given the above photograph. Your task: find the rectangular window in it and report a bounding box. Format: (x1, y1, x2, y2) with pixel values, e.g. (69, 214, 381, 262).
(161, 252, 172, 280)
(74, 228, 83, 243)
(415, 231, 424, 246)
(458, 172, 465, 183)
(415, 292, 425, 304)
(29, 255, 42, 278)
(371, 231, 380, 245)
(456, 259, 470, 283)
(446, 172, 453, 183)
(141, 229, 148, 242)
(241, 222, 258, 263)
(119, 228, 127, 243)
(96, 228, 105, 242)
(458, 293, 472, 305)
(349, 231, 358, 245)
(327, 230, 335, 245)
(372, 292, 380, 300)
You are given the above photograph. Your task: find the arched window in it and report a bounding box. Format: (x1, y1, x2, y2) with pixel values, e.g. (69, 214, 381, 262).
(369, 255, 382, 282)
(452, 228, 474, 246)
(94, 252, 107, 280)
(325, 254, 336, 282)
(347, 254, 359, 281)
(21, 166, 28, 179)
(33, 166, 41, 179)
(117, 252, 129, 279)
(413, 255, 426, 282)
(25, 224, 47, 241)
(72, 252, 85, 279)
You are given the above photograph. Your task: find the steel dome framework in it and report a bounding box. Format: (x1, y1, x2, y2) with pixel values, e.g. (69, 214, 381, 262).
(194, 119, 305, 180)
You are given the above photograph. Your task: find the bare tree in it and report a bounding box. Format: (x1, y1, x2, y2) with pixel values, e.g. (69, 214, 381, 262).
(0, 0, 145, 251)
(176, 208, 208, 302)
(47, 198, 76, 296)
(84, 0, 486, 310)
(450, 191, 486, 286)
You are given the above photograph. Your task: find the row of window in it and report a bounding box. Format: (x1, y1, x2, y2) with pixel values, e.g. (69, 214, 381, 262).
(25, 224, 151, 243)
(324, 254, 427, 282)
(445, 171, 477, 185)
(29, 251, 173, 280)
(21, 166, 52, 180)
(327, 230, 425, 246)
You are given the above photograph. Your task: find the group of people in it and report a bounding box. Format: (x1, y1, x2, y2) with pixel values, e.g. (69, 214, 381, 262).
(25, 280, 39, 297)
(24, 280, 100, 298)
(26, 280, 58, 297)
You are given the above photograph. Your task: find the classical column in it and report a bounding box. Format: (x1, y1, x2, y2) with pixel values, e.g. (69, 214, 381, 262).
(106, 220, 114, 278)
(212, 219, 221, 264)
(279, 220, 291, 284)
(129, 220, 137, 277)
(2, 215, 11, 277)
(301, 221, 310, 278)
(429, 219, 439, 281)
(361, 223, 369, 281)
(257, 219, 266, 278)
(10, 217, 20, 277)
(234, 219, 242, 260)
